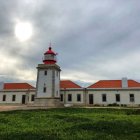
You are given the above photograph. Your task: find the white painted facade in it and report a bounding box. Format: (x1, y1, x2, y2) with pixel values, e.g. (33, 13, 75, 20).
(0, 89, 35, 104)
(0, 86, 140, 107)
(60, 89, 85, 106)
(54, 70, 60, 98)
(86, 89, 140, 106)
(36, 68, 53, 98)
(59, 89, 140, 107)
(36, 64, 61, 98)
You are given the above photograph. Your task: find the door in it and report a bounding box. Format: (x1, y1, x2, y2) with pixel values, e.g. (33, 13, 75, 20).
(22, 95, 26, 104)
(89, 94, 93, 104)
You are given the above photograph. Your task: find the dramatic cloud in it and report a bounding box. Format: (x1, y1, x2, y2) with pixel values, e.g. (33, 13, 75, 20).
(0, 0, 140, 86)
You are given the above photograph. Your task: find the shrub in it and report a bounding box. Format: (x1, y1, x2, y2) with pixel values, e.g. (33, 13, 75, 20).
(107, 103, 119, 107)
(121, 104, 127, 107)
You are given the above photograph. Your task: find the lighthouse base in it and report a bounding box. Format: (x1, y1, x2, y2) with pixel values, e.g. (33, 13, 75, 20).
(33, 97, 63, 107)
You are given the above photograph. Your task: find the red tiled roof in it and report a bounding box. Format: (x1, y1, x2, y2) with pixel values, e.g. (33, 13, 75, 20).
(128, 80, 140, 87)
(60, 80, 81, 89)
(4, 83, 35, 90)
(88, 80, 140, 88)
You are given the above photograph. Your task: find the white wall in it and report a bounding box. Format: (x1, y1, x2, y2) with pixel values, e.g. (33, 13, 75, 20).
(60, 90, 84, 105)
(0, 88, 140, 106)
(0, 90, 35, 104)
(36, 67, 60, 98)
(54, 70, 60, 98)
(87, 89, 140, 106)
(37, 69, 53, 97)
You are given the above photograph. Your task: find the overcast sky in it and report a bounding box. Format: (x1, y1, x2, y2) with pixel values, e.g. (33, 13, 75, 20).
(0, 0, 140, 86)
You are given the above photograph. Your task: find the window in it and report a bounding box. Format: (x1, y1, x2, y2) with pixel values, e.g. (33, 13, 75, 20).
(68, 94, 72, 102)
(3, 95, 6, 101)
(102, 94, 106, 102)
(130, 94, 134, 102)
(60, 94, 63, 101)
(43, 87, 46, 93)
(31, 95, 35, 101)
(116, 94, 120, 102)
(77, 94, 81, 102)
(12, 95, 16, 101)
(44, 70, 47, 75)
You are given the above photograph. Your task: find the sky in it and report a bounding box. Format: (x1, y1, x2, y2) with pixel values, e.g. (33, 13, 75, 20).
(0, 0, 140, 87)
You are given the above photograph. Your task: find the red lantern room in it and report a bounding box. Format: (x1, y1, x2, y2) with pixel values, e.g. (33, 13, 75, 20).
(43, 47, 57, 64)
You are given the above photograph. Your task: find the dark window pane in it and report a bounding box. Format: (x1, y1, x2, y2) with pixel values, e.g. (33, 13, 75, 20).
(130, 94, 134, 102)
(12, 95, 16, 101)
(60, 94, 63, 101)
(102, 94, 106, 102)
(31, 95, 35, 101)
(68, 94, 72, 101)
(43, 87, 46, 93)
(77, 94, 81, 102)
(116, 94, 120, 102)
(44, 71, 47, 75)
(3, 95, 6, 101)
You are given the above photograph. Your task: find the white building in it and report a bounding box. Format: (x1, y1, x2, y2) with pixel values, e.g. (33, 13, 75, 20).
(0, 47, 140, 107)
(86, 78, 140, 107)
(0, 79, 140, 107)
(0, 83, 35, 105)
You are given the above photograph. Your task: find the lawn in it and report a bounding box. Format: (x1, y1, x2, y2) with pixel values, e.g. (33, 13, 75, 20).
(0, 108, 140, 140)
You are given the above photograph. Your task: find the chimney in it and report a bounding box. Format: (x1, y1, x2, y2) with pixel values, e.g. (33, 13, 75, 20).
(121, 77, 128, 88)
(0, 82, 4, 90)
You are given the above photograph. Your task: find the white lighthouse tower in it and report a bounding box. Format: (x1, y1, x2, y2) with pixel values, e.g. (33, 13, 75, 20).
(34, 45, 61, 107)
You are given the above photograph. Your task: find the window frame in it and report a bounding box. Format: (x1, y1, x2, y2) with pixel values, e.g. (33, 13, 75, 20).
(77, 94, 81, 102)
(68, 94, 72, 102)
(116, 94, 120, 102)
(130, 94, 135, 102)
(43, 87, 46, 93)
(102, 94, 107, 102)
(12, 95, 16, 102)
(3, 95, 6, 101)
(44, 70, 47, 75)
(60, 94, 63, 101)
(31, 95, 35, 101)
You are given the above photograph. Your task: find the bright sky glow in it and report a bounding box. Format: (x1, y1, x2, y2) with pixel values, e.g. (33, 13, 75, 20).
(15, 22, 33, 41)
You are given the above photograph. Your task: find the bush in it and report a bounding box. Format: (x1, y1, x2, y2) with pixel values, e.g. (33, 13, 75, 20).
(121, 104, 127, 107)
(94, 104, 101, 107)
(107, 103, 119, 107)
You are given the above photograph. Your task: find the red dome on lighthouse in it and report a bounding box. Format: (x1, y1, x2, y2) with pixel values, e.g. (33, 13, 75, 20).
(43, 47, 57, 64)
(44, 47, 56, 55)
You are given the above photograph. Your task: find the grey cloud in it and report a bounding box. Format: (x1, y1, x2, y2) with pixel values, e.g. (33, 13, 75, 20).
(0, 0, 140, 85)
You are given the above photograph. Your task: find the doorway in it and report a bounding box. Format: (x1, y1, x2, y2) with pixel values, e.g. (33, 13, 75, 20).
(22, 95, 26, 104)
(89, 94, 93, 104)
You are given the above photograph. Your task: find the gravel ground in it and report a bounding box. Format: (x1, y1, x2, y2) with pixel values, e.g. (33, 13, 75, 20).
(0, 105, 139, 112)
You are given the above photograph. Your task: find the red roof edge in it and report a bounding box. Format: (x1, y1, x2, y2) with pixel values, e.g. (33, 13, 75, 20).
(87, 79, 140, 88)
(4, 83, 35, 90)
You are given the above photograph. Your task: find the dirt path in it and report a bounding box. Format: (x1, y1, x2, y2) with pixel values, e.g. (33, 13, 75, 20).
(0, 106, 27, 111)
(0, 105, 139, 112)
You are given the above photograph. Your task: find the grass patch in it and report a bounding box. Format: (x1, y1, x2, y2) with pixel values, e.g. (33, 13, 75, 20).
(0, 108, 140, 140)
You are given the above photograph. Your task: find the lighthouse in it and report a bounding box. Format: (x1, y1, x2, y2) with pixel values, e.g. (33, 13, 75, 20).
(34, 45, 61, 107)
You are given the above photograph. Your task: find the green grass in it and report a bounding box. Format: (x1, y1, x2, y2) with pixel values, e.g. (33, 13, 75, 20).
(0, 108, 140, 140)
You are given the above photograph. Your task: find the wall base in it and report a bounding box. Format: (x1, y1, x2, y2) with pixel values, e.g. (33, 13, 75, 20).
(33, 97, 63, 107)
